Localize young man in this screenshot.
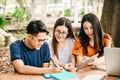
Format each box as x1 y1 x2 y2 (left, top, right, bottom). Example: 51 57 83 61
10 20 63 75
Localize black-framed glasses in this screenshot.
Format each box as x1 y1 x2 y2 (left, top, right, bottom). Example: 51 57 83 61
31 35 46 43
55 30 68 35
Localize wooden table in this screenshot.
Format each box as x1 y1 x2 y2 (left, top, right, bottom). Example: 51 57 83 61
76 66 118 80
0 67 118 80
0 73 45 80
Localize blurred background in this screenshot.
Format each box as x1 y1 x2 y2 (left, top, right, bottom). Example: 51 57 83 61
0 0 104 47
0 0 120 47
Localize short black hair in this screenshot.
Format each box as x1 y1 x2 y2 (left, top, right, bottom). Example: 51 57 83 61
26 20 49 35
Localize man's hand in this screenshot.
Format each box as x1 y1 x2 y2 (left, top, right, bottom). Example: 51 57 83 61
51 67 64 73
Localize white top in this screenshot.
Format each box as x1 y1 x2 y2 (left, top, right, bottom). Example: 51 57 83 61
47 38 75 64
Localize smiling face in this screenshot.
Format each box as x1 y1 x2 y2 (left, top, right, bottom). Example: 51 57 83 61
54 26 68 42
28 32 47 50
83 21 94 39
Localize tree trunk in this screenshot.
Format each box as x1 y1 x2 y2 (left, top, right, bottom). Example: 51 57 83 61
101 0 120 47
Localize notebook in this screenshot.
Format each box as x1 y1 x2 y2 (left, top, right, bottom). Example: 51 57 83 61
43 70 77 80
104 47 120 76
118 78 120 80
76 53 98 72
50 70 77 80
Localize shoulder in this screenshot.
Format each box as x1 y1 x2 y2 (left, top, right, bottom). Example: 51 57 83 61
10 40 22 47
10 40 23 54
103 33 112 47
103 33 112 40
73 37 82 47
66 38 75 48
103 37 110 41
42 42 49 46
46 39 52 45
103 33 112 42
75 37 81 43
66 38 75 43
40 42 50 55
41 42 50 50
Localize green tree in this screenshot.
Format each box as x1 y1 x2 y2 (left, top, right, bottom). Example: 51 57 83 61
0 16 6 30
12 7 25 22
64 9 71 16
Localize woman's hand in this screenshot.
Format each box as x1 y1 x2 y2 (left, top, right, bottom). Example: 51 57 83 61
88 58 98 66
64 63 74 71
83 56 97 66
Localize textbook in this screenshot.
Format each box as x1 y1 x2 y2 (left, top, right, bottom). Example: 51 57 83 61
43 70 78 80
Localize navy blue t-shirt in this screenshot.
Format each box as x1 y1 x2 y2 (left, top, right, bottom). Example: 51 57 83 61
10 40 50 67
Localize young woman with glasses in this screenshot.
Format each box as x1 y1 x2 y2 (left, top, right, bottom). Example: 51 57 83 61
47 17 75 71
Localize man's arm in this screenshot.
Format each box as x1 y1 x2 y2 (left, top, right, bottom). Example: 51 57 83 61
42 62 50 68
12 59 63 75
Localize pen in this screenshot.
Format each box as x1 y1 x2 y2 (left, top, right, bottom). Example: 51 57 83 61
53 61 65 71
53 61 60 67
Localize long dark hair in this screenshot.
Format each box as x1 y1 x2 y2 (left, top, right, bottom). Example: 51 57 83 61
78 13 112 57
52 17 75 58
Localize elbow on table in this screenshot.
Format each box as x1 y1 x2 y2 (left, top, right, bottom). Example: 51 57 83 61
16 68 26 74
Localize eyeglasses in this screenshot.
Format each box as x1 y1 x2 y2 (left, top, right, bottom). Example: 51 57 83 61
55 30 68 35
31 35 46 43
